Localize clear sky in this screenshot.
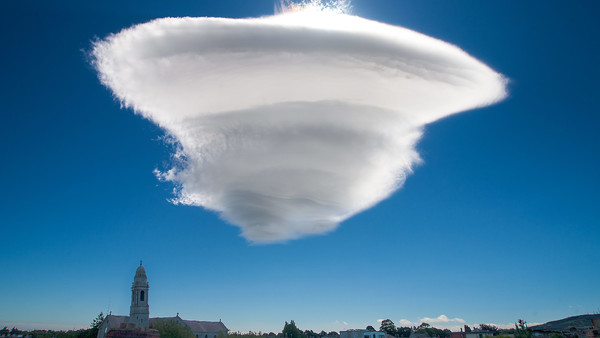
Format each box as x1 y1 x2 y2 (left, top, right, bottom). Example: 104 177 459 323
1 0 599 334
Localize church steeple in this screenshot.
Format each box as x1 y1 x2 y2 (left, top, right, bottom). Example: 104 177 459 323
129 262 150 329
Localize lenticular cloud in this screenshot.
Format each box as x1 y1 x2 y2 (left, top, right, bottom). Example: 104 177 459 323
92 2 506 243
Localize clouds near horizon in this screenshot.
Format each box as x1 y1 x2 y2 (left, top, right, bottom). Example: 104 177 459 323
92 4 506 242
394 316 519 331
420 315 466 324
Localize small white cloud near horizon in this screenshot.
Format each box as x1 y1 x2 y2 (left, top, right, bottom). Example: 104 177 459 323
92 0 506 243
398 319 414 326
330 320 352 331
392 315 466 330
420 315 466 324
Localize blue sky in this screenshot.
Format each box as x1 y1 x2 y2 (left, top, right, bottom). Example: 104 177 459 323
1 0 599 333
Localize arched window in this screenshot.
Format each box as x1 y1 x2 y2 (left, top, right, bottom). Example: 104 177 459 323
140 290 145 302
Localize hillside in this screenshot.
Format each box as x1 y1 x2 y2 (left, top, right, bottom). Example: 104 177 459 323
529 314 600 331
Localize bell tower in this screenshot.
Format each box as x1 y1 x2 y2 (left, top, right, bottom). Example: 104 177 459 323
129 261 150 329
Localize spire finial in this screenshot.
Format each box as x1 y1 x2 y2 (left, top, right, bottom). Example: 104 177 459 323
140 260 142 266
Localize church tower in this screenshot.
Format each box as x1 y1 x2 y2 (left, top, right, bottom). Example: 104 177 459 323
129 262 150 329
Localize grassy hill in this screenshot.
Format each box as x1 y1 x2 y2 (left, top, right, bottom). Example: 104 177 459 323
529 314 600 331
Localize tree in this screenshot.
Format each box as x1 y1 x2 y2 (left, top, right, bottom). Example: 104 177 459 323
417 323 430 330
464 325 472 333
397 327 411 338
366 326 376 332
227 332 264 338
283 320 306 338
0 327 9 336
319 331 327 337
305 330 319 338
153 319 195 338
479 324 498 333
515 320 532 338
380 319 397 335
414 324 450 338
415 323 431 334
92 313 105 328
88 312 105 338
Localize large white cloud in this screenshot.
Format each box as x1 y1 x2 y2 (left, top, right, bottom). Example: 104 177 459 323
92 2 506 243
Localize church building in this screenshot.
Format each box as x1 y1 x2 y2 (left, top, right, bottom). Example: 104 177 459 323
98 263 228 338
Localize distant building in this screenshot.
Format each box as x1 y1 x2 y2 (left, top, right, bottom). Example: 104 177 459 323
408 332 431 338
340 329 386 338
98 263 228 338
153 316 228 338
465 329 495 338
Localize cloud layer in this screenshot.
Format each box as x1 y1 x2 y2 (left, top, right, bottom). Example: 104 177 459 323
392 315 465 330
420 315 466 324
93 5 506 242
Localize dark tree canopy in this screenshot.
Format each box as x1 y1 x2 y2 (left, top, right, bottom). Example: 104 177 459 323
397 327 412 337
416 323 430 330
283 320 306 338
305 330 319 338
479 324 498 332
380 319 396 335
415 323 451 338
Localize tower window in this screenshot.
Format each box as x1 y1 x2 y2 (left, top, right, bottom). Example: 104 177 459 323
140 290 145 302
